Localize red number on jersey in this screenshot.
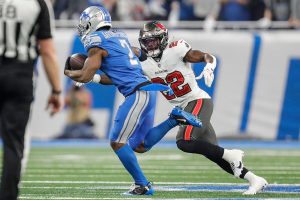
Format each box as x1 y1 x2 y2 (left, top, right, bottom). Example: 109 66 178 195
151 77 176 100
168 41 178 48
151 71 192 100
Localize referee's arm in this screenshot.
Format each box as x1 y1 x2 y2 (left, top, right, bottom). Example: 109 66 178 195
39 39 61 95
38 0 62 115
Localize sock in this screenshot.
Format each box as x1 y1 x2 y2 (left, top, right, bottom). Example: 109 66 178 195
176 140 234 175
243 171 256 183
143 118 178 150
222 149 235 162
115 144 148 185
240 167 250 179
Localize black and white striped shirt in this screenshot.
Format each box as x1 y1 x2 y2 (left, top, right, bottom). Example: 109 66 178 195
0 0 54 63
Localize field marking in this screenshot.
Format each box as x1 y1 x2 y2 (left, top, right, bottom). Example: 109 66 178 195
19 197 300 200
19 197 152 200
20 181 300 194
24 166 300 171
21 185 300 194
21 180 300 186
21 197 296 200
20 185 300 194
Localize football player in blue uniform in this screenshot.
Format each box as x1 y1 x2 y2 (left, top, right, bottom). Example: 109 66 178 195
64 6 201 195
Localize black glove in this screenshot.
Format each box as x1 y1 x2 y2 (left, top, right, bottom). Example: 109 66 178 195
138 49 148 62
64 56 71 71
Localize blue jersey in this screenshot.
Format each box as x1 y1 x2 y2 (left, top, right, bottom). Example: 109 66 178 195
82 29 149 96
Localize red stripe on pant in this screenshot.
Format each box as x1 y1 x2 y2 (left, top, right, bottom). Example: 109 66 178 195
184 99 203 140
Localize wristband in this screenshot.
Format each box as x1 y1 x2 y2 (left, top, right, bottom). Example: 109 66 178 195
52 89 61 95
92 74 101 83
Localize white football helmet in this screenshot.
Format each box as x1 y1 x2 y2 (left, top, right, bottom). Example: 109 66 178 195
77 6 112 39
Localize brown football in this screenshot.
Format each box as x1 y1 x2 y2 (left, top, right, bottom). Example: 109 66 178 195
69 53 87 70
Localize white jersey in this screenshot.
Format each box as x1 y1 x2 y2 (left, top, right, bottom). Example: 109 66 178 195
141 39 210 108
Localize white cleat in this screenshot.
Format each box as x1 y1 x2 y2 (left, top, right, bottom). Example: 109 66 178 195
227 149 245 178
243 176 268 195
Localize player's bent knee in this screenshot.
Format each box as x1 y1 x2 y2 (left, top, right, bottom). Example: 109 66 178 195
110 141 125 151
134 144 147 153
176 140 193 153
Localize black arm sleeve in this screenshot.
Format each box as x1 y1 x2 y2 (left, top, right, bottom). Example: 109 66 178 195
36 0 53 39
139 50 148 62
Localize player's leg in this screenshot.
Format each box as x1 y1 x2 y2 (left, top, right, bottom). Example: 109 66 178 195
109 90 154 195
0 75 33 200
131 107 202 153
177 98 267 194
141 105 204 152
137 111 178 152
127 91 176 151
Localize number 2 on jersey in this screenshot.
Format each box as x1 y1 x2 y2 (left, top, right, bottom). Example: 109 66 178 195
152 71 192 100
119 39 138 66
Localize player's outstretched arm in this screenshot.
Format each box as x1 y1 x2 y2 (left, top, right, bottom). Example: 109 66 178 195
183 49 214 64
64 47 106 83
184 50 217 87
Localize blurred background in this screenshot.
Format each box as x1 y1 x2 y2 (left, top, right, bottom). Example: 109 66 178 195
30 0 300 141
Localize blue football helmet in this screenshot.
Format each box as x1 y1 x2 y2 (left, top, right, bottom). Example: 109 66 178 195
77 6 112 39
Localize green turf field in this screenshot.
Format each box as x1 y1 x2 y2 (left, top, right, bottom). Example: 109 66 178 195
16 145 300 199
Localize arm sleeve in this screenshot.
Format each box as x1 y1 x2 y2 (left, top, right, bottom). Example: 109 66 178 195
138 49 148 61
36 0 54 39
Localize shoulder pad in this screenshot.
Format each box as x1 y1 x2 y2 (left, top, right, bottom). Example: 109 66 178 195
83 33 103 51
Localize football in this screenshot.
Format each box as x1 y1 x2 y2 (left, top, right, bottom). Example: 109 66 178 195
69 53 87 70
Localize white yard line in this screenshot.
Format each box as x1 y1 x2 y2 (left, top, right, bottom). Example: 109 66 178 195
21 180 300 186
18 197 300 200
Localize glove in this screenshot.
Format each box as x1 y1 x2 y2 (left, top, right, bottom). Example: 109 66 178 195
64 56 71 71
202 64 214 87
195 55 216 87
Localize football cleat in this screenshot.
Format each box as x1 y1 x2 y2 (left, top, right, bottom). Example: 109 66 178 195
170 106 202 127
225 149 245 178
123 182 154 195
243 176 268 195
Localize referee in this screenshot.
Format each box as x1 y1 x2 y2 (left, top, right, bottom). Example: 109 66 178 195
0 0 62 199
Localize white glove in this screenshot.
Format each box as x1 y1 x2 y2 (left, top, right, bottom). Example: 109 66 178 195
195 55 216 87
199 64 214 87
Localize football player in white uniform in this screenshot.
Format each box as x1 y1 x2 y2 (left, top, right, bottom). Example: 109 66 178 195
86 20 267 195
132 21 268 195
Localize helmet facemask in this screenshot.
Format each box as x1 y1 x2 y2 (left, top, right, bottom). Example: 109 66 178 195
139 21 168 59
